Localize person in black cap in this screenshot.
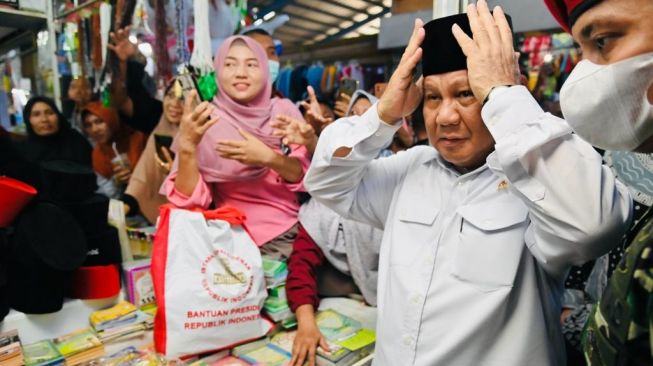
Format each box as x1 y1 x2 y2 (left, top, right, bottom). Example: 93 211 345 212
303 1 631 364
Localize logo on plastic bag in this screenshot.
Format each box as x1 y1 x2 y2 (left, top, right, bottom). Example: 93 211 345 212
201 248 254 303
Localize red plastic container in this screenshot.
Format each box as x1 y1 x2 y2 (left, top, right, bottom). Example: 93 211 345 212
0 176 37 228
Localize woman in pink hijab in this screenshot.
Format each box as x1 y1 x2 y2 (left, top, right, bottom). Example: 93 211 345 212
163 36 311 259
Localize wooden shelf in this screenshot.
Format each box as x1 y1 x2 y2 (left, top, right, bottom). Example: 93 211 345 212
0 7 47 30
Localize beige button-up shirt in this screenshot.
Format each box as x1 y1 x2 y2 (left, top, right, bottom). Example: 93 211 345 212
304 86 632 366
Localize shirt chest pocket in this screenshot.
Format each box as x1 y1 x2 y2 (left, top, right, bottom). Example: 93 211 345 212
453 201 529 292
391 200 440 267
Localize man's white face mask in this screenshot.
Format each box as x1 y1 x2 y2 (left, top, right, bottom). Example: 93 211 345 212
560 52 653 151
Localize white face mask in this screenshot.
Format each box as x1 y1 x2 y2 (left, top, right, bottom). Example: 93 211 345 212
560 52 653 151
268 60 280 84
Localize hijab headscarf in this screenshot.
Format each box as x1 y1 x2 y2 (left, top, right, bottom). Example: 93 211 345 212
346 90 377 117
187 35 302 183
126 81 180 223
17 96 92 166
84 101 147 178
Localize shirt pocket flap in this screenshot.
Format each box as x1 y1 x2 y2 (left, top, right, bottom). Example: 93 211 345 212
458 202 529 231
397 204 439 225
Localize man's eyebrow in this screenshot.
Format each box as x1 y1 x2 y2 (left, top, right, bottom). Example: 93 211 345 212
580 23 594 40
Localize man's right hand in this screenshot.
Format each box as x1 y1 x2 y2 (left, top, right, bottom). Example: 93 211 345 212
107 26 138 62
178 91 218 152
377 18 425 124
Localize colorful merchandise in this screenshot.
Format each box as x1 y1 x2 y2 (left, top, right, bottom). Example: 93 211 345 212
23 340 64 366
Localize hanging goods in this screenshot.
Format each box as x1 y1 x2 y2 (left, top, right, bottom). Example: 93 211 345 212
99 2 113 71
189 0 217 101
151 205 272 358
174 0 189 65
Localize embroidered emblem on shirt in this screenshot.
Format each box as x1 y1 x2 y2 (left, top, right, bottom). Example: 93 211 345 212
497 180 509 191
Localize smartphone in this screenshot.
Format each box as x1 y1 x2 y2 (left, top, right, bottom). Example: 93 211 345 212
339 78 359 97
154 134 175 161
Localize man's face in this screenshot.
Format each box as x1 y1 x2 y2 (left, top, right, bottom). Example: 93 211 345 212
423 70 494 171
247 32 279 62
68 78 91 105
571 0 653 149
83 113 110 144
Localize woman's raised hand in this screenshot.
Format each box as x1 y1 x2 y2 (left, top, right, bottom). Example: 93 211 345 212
301 86 333 128
177 90 218 152
271 115 317 147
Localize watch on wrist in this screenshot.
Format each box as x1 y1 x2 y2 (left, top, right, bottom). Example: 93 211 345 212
482 85 513 106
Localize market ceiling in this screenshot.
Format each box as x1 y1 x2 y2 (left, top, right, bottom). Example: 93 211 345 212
250 0 391 52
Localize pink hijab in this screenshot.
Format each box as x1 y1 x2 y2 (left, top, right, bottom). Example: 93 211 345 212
192 35 300 183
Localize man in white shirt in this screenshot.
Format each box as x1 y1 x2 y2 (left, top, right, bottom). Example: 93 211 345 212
304 3 632 365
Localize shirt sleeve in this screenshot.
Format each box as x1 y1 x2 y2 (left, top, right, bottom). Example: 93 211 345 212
304 103 426 229
162 171 213 209
286 224 325 312
483 85 633 280
283 144 311 192
122 60 163 135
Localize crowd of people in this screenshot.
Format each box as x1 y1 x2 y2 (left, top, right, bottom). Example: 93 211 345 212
1 0 652 364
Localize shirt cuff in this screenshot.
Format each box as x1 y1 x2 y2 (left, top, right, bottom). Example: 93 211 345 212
481 85 544 143
331 103 401 161
163 173 212 209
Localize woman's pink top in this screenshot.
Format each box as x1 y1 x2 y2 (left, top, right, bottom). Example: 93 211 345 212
164 146 311 246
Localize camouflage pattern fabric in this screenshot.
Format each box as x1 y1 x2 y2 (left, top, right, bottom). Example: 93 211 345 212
584 208 653 365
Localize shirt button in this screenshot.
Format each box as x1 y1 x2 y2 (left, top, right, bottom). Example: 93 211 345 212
423 255 434 267
403 335 412 346
374 132 381 137
411 295 421 304
457 181 464 186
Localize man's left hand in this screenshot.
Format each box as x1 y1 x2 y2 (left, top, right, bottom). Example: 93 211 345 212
452 0 518 103
216 129 277 166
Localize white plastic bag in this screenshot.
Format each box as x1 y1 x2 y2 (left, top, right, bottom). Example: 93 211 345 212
152 205 271 358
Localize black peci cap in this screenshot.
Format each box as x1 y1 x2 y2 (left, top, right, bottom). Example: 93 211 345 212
421 13 513 77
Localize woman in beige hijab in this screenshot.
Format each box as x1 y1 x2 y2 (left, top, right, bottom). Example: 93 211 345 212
125 80 182 223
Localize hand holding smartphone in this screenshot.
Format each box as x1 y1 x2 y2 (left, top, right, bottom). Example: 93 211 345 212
154 134 175 161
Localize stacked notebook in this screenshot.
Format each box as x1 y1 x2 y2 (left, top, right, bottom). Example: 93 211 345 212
52 328 105 366
0 330 24 366
23 340 64 366
123 259 155 308
263 285 293 324
268 310 376 366
231 338 291 366
89 300 153 343
262 257 288 289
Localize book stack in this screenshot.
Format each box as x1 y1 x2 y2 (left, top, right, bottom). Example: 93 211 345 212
123 259 155 308
266 310 376 366
262 257 287 289
0 330 23 366
188 354 249 366
52 328 105 366
23 340 64 366
89 301 153 343
231 337 291 366
263 285 293 324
